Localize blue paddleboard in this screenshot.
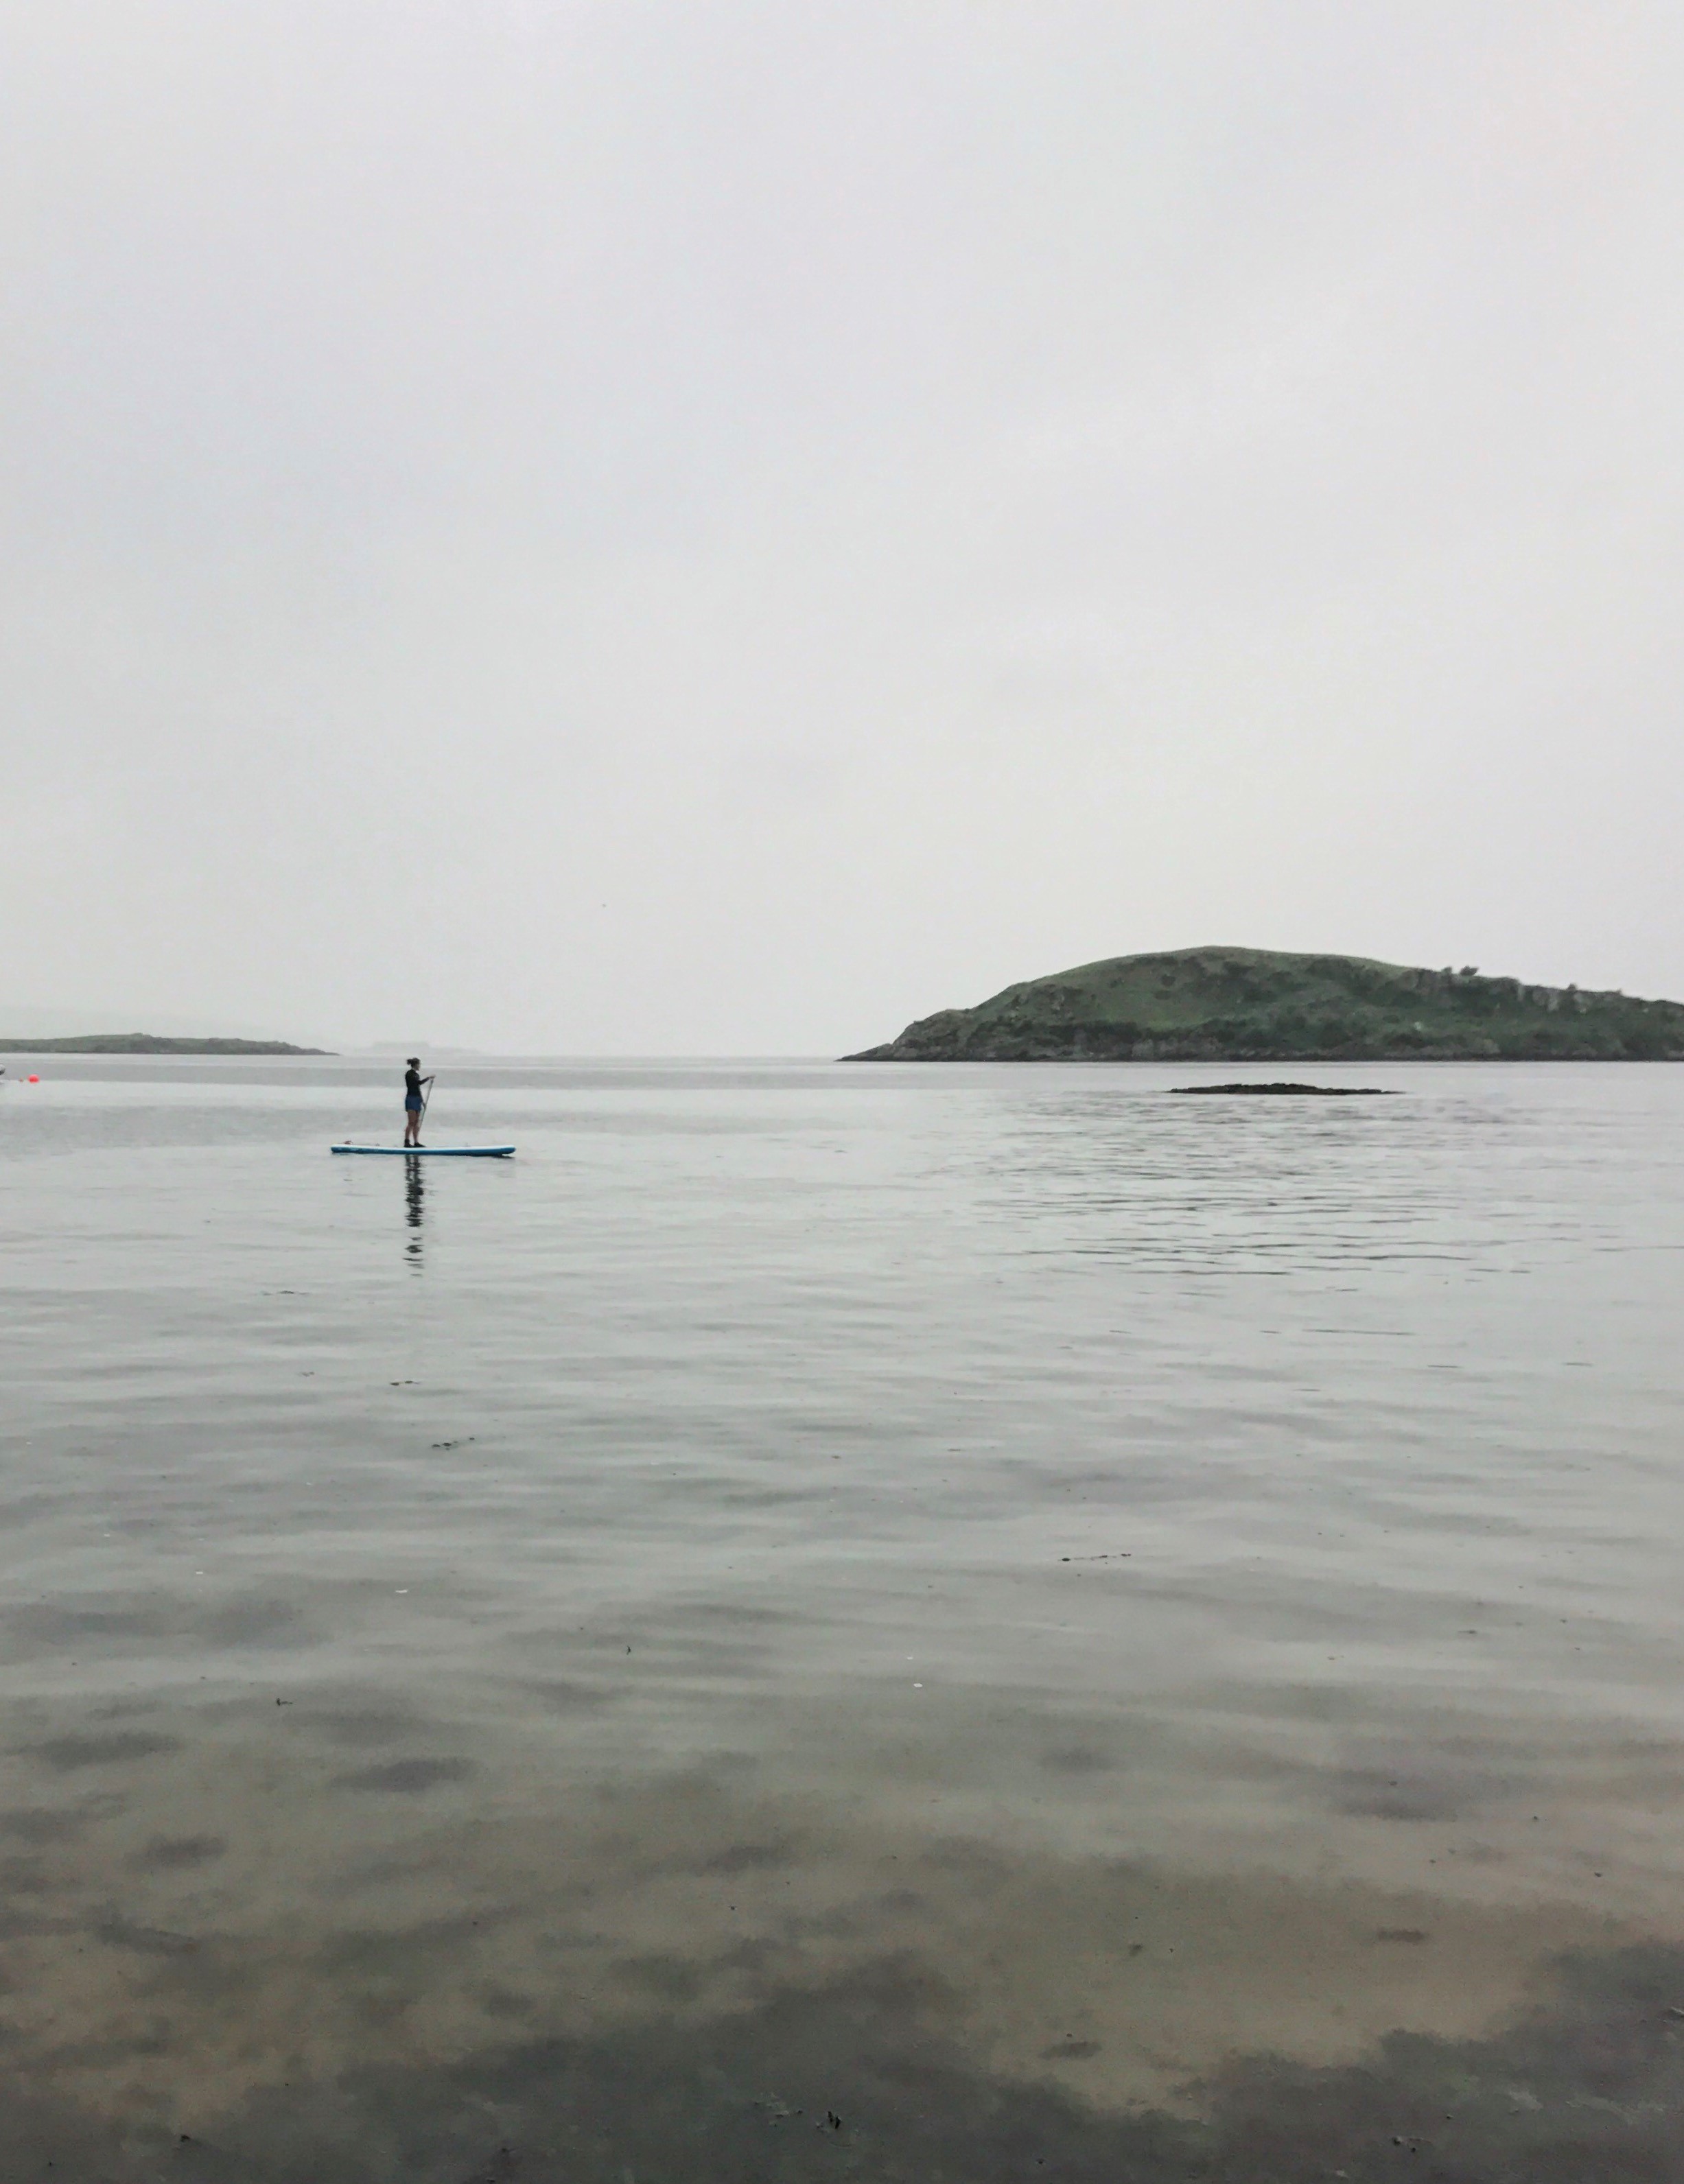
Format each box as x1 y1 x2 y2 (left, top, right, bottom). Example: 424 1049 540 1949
331 1144 515 1158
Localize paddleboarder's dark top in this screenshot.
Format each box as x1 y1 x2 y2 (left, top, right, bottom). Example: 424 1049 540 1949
405 1064 423 1107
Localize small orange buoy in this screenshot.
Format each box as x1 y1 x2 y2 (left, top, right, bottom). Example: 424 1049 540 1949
27 1075 38 1083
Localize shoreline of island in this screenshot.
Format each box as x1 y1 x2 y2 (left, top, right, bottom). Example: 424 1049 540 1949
0 1035 331 1055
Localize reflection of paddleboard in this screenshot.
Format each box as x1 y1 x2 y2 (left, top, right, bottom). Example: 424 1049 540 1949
331 1144 515 1158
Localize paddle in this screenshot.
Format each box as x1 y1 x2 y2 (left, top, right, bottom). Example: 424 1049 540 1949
418 1072 435 1142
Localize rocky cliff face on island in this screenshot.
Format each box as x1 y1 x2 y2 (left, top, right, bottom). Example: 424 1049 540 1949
845 948 1684 1062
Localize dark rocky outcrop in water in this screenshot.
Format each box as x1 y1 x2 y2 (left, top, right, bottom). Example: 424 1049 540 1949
846 948 1684 1062
1173 1081 1392 1096
0 1035 329 1055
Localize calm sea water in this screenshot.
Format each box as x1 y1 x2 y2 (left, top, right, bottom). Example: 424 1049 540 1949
3 1056 1684 2181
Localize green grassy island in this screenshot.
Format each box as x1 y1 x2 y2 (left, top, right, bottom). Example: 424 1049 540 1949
0 1035 330 1055
845 948 1684 1062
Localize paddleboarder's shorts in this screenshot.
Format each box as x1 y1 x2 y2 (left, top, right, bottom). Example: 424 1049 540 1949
405 1095 423 1112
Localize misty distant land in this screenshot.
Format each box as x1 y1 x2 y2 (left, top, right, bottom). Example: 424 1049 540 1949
845 947 1684 1062
0 1035 330 1055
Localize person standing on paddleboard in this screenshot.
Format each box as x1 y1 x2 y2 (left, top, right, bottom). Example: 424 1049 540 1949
403 1057 432 1148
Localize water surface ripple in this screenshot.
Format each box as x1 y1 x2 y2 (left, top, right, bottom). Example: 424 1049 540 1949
3 1057 1683 2180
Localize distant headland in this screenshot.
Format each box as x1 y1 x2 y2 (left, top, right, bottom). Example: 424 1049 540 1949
845 948 1684 1062
0 1035 331 1055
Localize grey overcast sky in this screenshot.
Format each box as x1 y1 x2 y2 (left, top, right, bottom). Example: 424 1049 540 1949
3 1 1681 1052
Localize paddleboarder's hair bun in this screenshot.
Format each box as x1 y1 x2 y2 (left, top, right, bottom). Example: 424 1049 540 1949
407 1056 420 1065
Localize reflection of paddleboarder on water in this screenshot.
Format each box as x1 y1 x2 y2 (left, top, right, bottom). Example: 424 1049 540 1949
404 1153 425 1266
403 1057 433 1148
